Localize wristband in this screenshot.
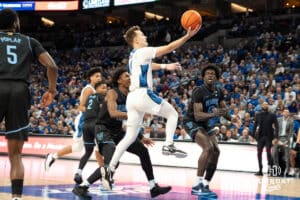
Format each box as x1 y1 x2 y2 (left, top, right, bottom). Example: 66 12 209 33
161 64 166 69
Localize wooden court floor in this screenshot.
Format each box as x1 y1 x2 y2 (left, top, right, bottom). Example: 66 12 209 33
0 156 300 200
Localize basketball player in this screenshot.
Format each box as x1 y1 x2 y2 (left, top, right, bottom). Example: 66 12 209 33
102 25 200 187
72 68 171 199
0 9 58 200
184 65 230 198
44 68 103 184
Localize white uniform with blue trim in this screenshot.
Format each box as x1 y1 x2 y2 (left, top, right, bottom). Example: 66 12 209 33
127 47 163 123
72 84 96 151
109 46 179 168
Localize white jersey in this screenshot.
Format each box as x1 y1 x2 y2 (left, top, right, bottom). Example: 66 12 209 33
79 84 96 103
73 83 96 139
128 47 157 91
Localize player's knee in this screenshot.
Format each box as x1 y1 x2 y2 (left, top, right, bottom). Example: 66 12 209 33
84 145 94 155
72 141 83 152
214 147 220 157
203 145 214 154
164 110 178 124
138 146 149 156
170 109 178 119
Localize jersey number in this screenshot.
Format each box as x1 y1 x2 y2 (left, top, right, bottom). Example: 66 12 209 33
87 98 93 110
6 45 18 64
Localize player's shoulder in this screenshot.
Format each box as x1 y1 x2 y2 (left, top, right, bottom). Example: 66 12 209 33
193 85 205 92
136 46 156 54
83 84 94 90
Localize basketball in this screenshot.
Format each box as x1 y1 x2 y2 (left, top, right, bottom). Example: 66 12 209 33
181 10 202 31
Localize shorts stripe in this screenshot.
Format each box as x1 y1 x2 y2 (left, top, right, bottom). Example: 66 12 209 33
84 142 95 145
0 124 30 134
147 89 162 105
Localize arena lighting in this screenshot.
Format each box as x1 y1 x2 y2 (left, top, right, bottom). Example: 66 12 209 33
231 2 253 13
41 17 55 27
284 0 300 8
144 11 164 20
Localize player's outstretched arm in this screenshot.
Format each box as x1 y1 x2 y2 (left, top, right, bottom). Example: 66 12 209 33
152 62 182 71
155 25 201 58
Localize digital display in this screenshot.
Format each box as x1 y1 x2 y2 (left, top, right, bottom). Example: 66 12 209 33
114 0 158 6
35 0 79 11
82 0 110 9
0 1 79 11
0 2 35 11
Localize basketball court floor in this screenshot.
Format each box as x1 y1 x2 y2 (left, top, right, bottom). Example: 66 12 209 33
0 156 300 200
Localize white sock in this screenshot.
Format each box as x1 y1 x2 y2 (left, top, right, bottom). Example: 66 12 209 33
80 180 90 187
193 176 203 186
149 179 156 189
76 169 82 175
203 179 210 186
53 153 58 159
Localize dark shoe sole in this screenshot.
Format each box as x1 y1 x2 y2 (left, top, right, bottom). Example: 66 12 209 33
151 186 172 198
191 191 218 199
162 151 187 158
72 188 92 200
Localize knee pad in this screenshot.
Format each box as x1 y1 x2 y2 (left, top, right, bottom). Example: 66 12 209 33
72 139 84 152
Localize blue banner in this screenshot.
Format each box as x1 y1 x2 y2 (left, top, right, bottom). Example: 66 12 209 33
0 2 35 11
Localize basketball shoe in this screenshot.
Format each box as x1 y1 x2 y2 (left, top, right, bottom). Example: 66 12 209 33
101 166 114 190
162 143 187 157
191 183 218 198
72 185 91 200
44 153 55 171
150 184 172 198
74 173 83 184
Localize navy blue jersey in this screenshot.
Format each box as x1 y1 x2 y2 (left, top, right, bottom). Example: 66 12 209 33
97 87 127 135
0 32 45 83
84 93 105 121
187 85 224 129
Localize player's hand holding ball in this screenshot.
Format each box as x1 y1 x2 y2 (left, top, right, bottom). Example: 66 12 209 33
181 10 202 37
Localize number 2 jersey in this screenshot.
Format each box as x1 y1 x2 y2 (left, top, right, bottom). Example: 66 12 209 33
0 31 46 83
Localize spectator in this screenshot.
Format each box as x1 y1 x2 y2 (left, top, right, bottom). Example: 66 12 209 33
238 128 252 143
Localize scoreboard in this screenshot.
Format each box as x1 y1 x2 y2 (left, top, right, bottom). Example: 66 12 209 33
0 1 79 11
0 0 159 11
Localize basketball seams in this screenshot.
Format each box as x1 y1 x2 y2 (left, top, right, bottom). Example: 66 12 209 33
181 10 201 30
185 13 195 29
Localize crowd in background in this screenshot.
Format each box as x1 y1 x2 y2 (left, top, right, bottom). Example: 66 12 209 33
0 11 299 145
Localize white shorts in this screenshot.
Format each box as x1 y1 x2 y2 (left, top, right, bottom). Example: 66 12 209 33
126 88 163 126
73 112 85 140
